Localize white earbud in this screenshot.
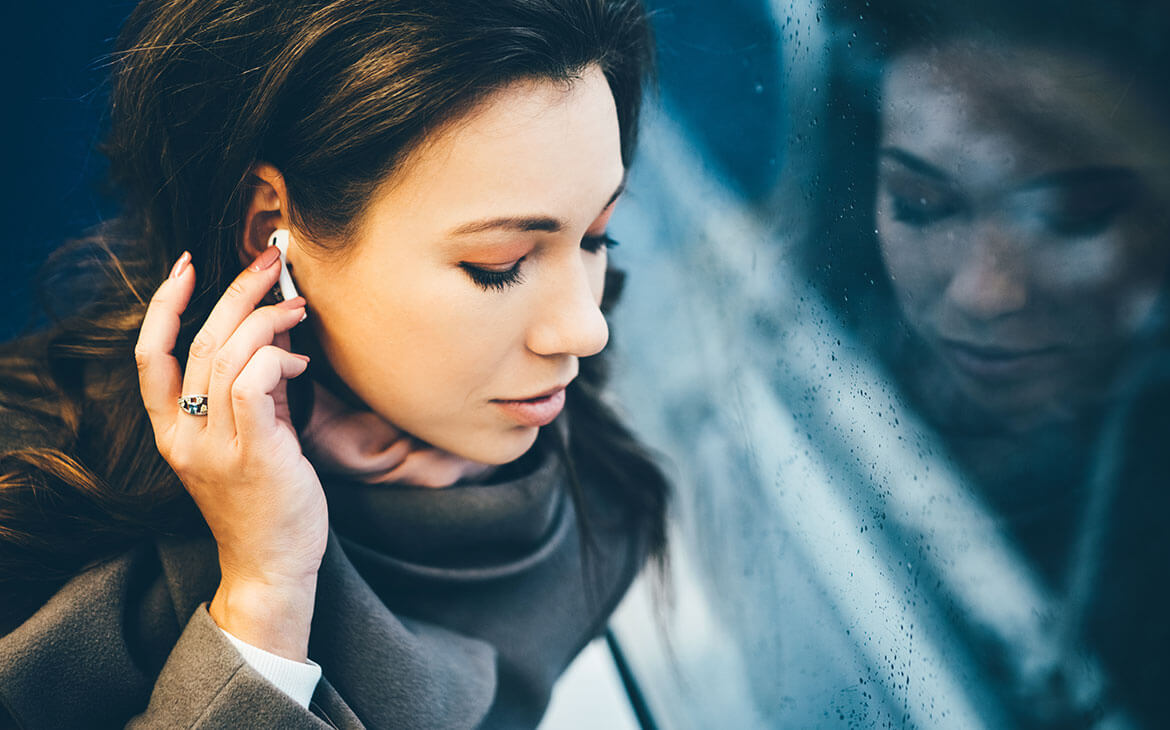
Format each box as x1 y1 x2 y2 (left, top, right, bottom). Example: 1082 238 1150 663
268 229 306 322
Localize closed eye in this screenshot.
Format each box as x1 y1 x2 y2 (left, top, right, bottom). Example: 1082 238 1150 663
1013 169 1142 237
888 192 964 226
879 149 965 227
461 259 525 291
462 233 617 291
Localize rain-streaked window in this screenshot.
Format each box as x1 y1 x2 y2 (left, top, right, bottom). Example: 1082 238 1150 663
608 1 1170 728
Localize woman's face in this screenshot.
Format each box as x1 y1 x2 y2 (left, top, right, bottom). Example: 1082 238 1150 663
288 66 623 464
876 41 1170 426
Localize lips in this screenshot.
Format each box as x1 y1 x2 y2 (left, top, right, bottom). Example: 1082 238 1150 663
509 383 571 402
492 386 568 428
938 338 1069 380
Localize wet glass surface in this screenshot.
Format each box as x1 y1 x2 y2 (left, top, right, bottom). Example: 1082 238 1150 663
608 1 1170 727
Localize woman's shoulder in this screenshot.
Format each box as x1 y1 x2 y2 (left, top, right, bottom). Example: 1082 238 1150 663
0 534 309 730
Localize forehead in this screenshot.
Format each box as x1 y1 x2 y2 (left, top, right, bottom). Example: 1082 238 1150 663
366 66 624 224
879 40 1170 179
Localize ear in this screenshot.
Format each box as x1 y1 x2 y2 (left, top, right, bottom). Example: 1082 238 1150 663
240 163 291 267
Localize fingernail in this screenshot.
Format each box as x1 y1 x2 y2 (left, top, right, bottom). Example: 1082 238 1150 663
292 353 310 362
249 246 282 271
169 251 191 279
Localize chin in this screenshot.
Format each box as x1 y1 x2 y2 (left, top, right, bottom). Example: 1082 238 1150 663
444 425 541 466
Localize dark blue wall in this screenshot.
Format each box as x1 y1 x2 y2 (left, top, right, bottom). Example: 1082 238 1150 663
0 3 135 341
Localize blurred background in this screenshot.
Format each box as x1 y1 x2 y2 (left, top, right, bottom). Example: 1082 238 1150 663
7 1 1170 727
0 3 134 340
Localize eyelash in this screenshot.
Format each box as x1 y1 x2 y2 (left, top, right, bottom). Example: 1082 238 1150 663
461 234 620 292
461 264 525 292
581 233 620 253
889 194 964 226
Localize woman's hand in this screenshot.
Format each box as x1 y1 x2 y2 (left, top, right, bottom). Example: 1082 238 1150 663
134 247 327 662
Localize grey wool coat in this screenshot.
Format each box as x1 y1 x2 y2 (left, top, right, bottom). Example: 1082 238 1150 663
0 370 645 729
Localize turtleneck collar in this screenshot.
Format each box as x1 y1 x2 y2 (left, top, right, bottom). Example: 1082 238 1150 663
321 434 567 572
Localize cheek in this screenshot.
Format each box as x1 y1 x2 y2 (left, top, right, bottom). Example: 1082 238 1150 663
876 220 948 311
316 264 516 404
376 273 522 380
585 251 607 305
1033 238 1128 295
1034 222 1170 298
1033 230 1170 336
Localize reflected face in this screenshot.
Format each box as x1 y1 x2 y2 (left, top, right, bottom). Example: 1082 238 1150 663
290 66 623 464
876 41 1170 425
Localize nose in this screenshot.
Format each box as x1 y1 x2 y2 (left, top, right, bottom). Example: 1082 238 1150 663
944 222 1029 320
526 256 609 358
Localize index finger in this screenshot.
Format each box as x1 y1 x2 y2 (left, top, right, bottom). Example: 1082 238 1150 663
180 246 286 400
135 251 196 436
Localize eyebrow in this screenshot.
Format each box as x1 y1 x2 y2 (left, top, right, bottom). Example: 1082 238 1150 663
1017 165 1140 191
447 175 627 237
879 147 950 181
882 149 1143 194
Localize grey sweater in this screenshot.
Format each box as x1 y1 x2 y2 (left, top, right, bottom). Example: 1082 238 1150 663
0 409 643 728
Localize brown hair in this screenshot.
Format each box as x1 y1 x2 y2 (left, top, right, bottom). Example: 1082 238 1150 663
0 0 667 610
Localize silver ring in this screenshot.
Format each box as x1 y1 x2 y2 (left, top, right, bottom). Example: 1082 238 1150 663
178 395 209 416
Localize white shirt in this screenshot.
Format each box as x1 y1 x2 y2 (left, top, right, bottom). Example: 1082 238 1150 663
220 628 322 709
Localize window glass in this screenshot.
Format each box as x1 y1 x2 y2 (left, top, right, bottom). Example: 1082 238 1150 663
609 1 1170 727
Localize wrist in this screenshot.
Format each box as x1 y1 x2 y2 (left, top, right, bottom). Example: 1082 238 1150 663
209 575 318 662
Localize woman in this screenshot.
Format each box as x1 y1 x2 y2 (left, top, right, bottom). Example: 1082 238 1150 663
0 0 668 727
804 0 1170 724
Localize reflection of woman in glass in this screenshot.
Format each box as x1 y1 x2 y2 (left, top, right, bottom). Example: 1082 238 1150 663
813 1 1170 724
876 38 1170 438
0 1 667 726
